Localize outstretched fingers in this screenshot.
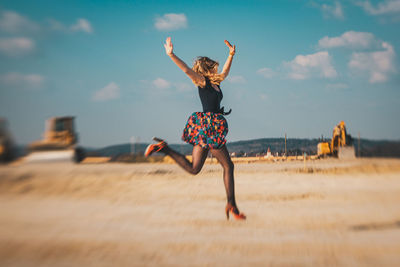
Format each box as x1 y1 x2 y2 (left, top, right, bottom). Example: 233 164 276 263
224 40 235 55
224 40 232 48
164 37 173 55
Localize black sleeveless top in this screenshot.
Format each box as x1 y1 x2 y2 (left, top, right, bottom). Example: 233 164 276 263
198 77 223 113
197 77 231 115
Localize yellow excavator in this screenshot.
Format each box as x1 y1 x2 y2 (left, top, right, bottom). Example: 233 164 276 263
318 121 355 159
25 116 85 163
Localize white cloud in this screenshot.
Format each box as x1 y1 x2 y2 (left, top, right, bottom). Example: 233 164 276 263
321 1 344 19
356 0 400 15
154 13 187 31
0 37 35 57
257 67 276 78
0 72 44 89
285 51 337 80
143 79 192 93
70 18 93 33
318 31 396 83
227 75 246 83
175 82 191 92
349 42 396 83
47 18 67 31
152 78 171 89
92 82 120 101
0 9 93 36
318 31 376 49
0 10 40 33
46 18 93 34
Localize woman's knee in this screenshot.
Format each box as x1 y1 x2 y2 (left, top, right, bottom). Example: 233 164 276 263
224 160 234 172
189 165 202 175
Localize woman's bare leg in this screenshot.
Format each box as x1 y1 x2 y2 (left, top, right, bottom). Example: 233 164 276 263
209 145 239 210
162 145 208 175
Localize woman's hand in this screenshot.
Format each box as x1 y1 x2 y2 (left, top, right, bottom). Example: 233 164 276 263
164 37 205 86
220 40 235 79
224 40 236 55
164 37 174 56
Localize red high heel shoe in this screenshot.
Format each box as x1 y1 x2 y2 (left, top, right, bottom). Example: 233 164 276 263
144 137 167 157
225 204 246 220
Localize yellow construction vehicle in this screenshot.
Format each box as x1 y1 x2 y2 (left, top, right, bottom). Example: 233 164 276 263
318 121 355 159
0 118 15 163
25 116 85 163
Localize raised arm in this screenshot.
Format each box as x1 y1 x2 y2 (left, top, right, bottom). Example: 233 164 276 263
220 40 236 79
164 37 205 86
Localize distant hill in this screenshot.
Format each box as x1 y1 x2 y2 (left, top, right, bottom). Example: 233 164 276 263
356 139 400 158
87 138 400 158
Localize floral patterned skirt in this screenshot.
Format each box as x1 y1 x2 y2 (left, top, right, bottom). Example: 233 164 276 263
182 112 228 149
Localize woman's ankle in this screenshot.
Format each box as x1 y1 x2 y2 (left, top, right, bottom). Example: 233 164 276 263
227 202 238 211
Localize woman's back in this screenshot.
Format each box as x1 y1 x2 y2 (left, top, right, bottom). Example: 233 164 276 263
198 77 223 113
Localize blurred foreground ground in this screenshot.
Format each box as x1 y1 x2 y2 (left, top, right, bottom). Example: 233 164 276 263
0 159 400 266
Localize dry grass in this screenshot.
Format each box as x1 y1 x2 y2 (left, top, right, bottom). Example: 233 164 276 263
0 158 399 266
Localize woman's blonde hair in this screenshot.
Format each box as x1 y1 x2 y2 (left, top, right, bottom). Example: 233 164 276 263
192 56 224 85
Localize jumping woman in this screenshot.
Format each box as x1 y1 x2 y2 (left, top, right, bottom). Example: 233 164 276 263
145 37 246 220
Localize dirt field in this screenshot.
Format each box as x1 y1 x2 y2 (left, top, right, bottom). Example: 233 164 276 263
0 158 400 266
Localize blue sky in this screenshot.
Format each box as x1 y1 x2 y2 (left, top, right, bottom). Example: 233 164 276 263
0 0 399 147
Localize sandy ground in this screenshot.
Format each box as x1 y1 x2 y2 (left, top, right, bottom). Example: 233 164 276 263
0 158 400 267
